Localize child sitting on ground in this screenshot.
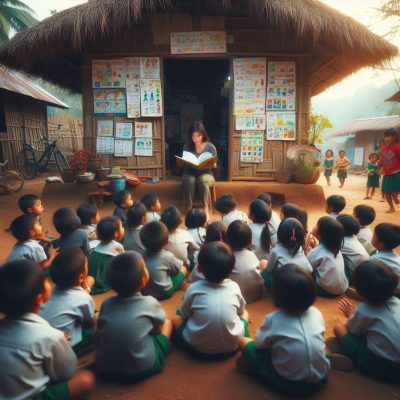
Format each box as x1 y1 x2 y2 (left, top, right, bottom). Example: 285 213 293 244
161 206 198 266
52 207 90 255
173 242 249 359
7 214 56 270
237 264 329 395
371 223 400 296
96 251 172 381
0 259 95 400
335 149 351 188
353 204 376 254
227 220 265 303
140 191 161 222
257 192 280 233
249 199 275 250
185 207 207 248
39 248 96 353
76 203 100 241
280 203 302 221
113 189 134 227
215 193 250 227
328 260 400 382
365 152 380 199
123 201 147 254
326 194 346 219
140 221 187 300
308 217 348 297
88 216 125 294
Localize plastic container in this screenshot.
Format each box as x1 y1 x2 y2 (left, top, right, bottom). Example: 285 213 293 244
112 177 126 193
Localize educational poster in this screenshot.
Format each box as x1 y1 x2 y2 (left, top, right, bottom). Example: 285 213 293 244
124 57 141 80
135 138 153 156
240 131 264 163
266 112 296 141
97 120 113 136
267 62 296 86
93 89 127 115
96 136 114 154
140 57 160 79
266 62 296 111
170 31 227 54
92 59 125 88
114 139 133 157
125 79 141 118
233 58 266 115
235 114 266 130
115 122 133 139
134 122 152 138
140 79 162 117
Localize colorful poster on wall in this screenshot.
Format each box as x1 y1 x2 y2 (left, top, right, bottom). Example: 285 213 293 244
170 31 227 54
236 115 266 130
268 62 296 86
240 131 264 163
266 112 296 141
140 57 160 79
97 120 113 136
124 57 141 80
96 136 114 154
233 58 266 115
125 79 141 118
93 89 127 115
140 79 162 117
135 138 153 156
134 122 152 138
115 122 133 139
266 62 296 111
92 59 125 88
114 139 133 157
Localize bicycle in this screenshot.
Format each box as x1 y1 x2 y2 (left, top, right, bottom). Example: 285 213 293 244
17 124 70 180
0 160 24 193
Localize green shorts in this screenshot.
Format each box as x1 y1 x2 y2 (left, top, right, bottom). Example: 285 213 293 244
340 332 400 383
72 326 95 354
337 170 347 179
344 265 353 285
367 174 380 188
33 381 70 400
159 271 185 300
316 284 339 298
242 341 327 395
261 269 274 290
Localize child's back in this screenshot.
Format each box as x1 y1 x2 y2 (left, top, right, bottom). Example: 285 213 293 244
267 243 312 273
164 227 198 265
223 209 250 227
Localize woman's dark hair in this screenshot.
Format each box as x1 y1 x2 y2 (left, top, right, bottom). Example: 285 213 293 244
353 204 376 227
185 208 207 229
204 221 227 244
140 221 169 252
281 203 301 220
97 216 120 243
10 214 37 242
257 192 272 206
214 193 236 215
277 218 305 257
114 190 131 207
272 264 316 313
76 203 98 225
53 207 81 236
317 216 343 257
337 214 360 236
374 223 400 250
160 206 181 232
140 192 159 211
127 202 147 228
187 121 210 149
227 220 252 250
249 199 271 224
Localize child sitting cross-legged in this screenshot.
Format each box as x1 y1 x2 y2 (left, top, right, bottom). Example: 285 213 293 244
325 195 346 219
215 193 251 228
76 203 100 242
96 251 172 381
257 192 280 235
123 201 147 254
39 248 96 354
237 264 329 395
113 189 134 228
173 242 249 359
185 207 207 248
140 191 162 222
0 259 95 400
353 205 376 255
140 221 187 300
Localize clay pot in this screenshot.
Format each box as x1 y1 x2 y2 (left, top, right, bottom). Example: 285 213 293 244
61 168 75 183
87 158 102 172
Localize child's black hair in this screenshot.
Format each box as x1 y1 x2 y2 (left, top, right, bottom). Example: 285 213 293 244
249 199 271 224
76 203 98 226
204 221 227 244
97 216 120 243
107 251 145 296
50 248 86 289
374 223 400 250
337 214 360 236
140 221 169 252
297 209 309 234
326 195 346 213
198 241 235 283
140 192 159 211
272 263 316 313
185 208 207 229
338 149 346 155
53 207 81 236
353 204 376 227
277 217 305 257
281 203 301 220
257 192 272 206
227 220 252 251
354 260 398 303
9 214 37 242
317 216 343 257
325 149 333 157
0 259 46 316
383 127 398 138
160 206 181 232
114 190 131 207
127 202 147 228
214 193 236 215
260 225 272 254
18 194 40 214
368 152 378 161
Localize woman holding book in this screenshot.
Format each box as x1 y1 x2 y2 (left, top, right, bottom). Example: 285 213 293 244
176 121 217 216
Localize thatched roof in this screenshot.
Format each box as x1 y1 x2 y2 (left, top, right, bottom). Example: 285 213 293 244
0 0 397 94
387 90 400 102
331 116 400 137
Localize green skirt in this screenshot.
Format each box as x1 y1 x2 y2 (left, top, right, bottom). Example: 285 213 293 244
88 251 113 294
337 170 347 179
324 169 332 177
382 171 400 193
261 269 274 290
367 174 380 188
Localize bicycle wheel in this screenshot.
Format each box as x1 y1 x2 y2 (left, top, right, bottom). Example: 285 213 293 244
17 147 38 179
54 149 69 174
4 170 24 192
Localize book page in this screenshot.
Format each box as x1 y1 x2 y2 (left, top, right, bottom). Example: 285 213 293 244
197 152 213 164
182 151 198 164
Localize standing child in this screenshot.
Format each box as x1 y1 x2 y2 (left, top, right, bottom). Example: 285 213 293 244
335 149 351 188
140 191 162 222
325 195 346 219
365 153 380 199
96 252 172 381
113 189 134 227
238 264 329 395
123 202 147 254
323 149 334 186
76 203 100 241
215 193 251 228
257 192 280 234
353 205 376 254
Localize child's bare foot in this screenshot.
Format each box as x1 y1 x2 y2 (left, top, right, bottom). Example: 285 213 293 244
386 208 395 213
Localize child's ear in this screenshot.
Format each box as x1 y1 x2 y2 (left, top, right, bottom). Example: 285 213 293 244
27 207 33 214
78 272 86 285
138 269 149 290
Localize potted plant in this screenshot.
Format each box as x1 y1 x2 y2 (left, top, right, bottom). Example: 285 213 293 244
70 150 91 177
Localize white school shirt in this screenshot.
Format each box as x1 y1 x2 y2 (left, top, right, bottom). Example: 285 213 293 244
270 210 280 233
229 249 265 303
254 307 330 382
328 212 339 219
356 226 375 255
94 240 124 256
181 279 246 354
189 264 205 282
341 235 369 273
123 226 145 254
266 243 313 273
6 239 47 264
307 244 348 295
347 297 400 363
0 313 77 400
249 223 272 260
371 250 400 294
188 227 206 248
146 211 160 222
222 209 251 227
39 286 95 346
164 228 199 265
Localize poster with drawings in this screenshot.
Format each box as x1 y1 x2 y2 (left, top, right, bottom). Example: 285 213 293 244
266 112 296 141
134 122 152 138
92 59 125 88
125 79 141 118
93 89 127 115
135 138 153 156
114 139 133 157
170 31 227 54
266 62 296 111
267 62 296 86
124 57 141 80
97 120 113 136
96 136 114 154
235 115 266 130
240 131 264 163
140 57 160 79
115 122 133 139
140 79 162 117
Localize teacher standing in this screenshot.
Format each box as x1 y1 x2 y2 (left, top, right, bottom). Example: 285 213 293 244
176 122 218 215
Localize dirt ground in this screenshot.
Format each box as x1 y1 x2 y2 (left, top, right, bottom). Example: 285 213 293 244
0 173 399 399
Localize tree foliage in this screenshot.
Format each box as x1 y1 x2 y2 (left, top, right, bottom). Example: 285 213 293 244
307 113 333 146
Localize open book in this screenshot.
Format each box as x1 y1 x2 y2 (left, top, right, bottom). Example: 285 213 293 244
175 151 216 171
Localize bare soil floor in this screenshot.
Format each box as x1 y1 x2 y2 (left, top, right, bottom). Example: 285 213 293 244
0 173 399 399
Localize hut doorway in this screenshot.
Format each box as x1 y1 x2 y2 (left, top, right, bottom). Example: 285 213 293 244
163 59 230 180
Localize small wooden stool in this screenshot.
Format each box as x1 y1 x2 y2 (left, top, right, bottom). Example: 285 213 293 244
88 190 112 208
